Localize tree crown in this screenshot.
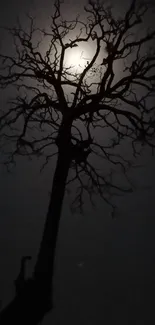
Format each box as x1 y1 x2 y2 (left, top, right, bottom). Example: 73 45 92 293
0 0 155 214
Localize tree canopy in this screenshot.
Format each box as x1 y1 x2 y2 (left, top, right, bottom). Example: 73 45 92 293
0 0 155 214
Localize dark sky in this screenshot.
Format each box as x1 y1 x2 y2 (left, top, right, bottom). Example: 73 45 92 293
0 1 155 324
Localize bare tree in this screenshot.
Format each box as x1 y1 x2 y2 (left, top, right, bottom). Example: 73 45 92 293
0 0 155 323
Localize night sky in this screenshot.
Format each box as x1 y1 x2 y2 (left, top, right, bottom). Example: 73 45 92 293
0 0 155 324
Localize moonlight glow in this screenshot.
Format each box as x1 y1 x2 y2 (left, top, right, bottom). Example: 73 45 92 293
64 45 90 72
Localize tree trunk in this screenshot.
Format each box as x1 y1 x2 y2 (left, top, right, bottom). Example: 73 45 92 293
0 120 72 324
33 128 72 302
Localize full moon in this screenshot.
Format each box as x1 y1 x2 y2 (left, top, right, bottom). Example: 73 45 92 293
64 45 89 72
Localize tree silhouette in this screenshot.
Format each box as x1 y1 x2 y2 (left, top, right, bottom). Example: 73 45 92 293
0 0 155 323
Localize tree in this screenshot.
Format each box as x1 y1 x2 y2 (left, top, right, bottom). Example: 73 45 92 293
0 0 155 323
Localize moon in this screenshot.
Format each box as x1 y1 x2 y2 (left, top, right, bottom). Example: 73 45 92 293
64 45 89 72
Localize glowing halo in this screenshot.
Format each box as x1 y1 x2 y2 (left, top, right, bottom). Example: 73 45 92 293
64 45 90 72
